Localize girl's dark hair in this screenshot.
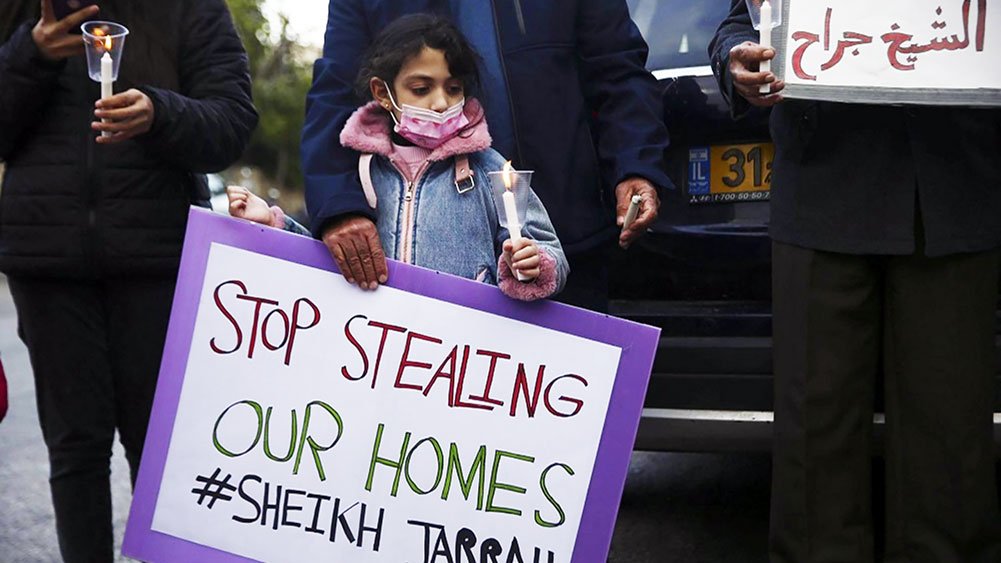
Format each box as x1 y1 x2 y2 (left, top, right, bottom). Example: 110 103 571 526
355 14 481 102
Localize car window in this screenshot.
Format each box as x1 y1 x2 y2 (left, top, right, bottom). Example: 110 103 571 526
627 0 731 71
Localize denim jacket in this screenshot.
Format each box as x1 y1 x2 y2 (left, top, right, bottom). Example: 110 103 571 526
327 99 568 301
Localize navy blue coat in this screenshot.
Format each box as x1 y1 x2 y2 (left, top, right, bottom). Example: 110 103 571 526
301 0 672 253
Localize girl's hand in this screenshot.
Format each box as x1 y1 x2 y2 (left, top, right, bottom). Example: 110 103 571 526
32 0 98 61
503 238 541 281
93 89 156 144
227 186 274 225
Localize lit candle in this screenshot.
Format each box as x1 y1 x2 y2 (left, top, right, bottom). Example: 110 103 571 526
501 162 529 281
100 39 113 138
759 0 773 94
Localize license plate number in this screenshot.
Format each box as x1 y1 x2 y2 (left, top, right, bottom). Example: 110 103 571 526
687 143 774 204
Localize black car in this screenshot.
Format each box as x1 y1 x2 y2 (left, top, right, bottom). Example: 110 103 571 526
615 0 1001 453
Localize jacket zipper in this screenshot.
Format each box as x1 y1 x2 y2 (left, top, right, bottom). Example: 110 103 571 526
489 0 526 165
387 157 433 264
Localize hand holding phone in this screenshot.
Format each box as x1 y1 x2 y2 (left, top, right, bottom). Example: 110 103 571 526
32 0 99 61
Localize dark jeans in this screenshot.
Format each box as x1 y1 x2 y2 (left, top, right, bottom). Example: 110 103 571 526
10 276 176 563
555 242 612 313
769 241 1001 563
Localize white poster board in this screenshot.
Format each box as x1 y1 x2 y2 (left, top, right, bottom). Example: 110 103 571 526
124 210 661 563
776 0 1000 105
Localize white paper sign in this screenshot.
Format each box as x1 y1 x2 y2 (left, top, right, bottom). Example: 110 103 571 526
777 0 1000 105
149 243 623 562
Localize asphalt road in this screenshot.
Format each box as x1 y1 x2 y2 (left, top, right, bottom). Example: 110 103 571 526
0 276 771 562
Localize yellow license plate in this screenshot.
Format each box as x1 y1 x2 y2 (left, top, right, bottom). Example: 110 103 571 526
687 143 774 204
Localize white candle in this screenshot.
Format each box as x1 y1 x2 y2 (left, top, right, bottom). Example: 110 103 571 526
101 52 113 138
502 189 530 281
759 0 773 94
623 194 642 230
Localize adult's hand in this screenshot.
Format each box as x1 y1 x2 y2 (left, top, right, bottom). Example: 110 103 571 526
728 41 785 107
93 89 155 144
32 0 98 61
616 177 660 249
322 215 388 290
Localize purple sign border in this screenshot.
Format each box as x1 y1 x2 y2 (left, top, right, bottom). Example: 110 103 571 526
123 208 660 563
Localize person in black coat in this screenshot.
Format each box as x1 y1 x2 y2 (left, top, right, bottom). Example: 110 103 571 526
710 1 1001 562
0 1 257 561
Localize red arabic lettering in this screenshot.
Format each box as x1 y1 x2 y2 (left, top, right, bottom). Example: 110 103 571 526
791 31 820 81
821 32 874 71
880 0 985 70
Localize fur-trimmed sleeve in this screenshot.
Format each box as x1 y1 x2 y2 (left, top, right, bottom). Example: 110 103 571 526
497 248 560 302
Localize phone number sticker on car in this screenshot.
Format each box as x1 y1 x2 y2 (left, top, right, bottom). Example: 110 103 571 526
688 143 774 204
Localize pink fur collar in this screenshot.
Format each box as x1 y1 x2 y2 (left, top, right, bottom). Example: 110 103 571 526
339 98 492 162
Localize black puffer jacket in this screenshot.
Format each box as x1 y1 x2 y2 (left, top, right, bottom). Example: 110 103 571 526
0 0 257 278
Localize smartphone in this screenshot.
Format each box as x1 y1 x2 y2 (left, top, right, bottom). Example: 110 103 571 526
52 0 99 22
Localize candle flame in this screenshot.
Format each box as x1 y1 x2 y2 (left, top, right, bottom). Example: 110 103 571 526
104 36 113 51
502 161 514 190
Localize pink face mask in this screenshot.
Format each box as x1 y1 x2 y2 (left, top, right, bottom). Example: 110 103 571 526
385 85 469 149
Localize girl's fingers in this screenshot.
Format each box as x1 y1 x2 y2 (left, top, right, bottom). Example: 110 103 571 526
513 254 541 271
365 229 389 284
512 245 538 263
342 241 371 289
352 239 379 290
330 243 357 285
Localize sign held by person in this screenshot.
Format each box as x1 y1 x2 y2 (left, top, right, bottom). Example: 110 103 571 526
771 0 999 105
122 209 659 563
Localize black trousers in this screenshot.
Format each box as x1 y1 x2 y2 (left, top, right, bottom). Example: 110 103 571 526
769 241 1001 563
9 276 176 563
555 242 612 313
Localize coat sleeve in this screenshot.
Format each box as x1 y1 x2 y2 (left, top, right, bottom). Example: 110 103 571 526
575 0 674 197
708 0 759 119
136 0 258 173
300 0 375 239
0 23 65 160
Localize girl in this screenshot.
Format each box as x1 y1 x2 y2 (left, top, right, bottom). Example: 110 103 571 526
231 14 567 301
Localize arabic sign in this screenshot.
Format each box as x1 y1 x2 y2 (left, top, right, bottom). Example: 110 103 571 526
122 209 660 563
775 0 1000 106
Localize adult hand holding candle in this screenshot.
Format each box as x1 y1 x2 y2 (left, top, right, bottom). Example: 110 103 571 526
622 194 642 231
741 0 782 95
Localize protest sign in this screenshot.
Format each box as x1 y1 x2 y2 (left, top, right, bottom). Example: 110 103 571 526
774 0 1000 105
122 208 660 563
